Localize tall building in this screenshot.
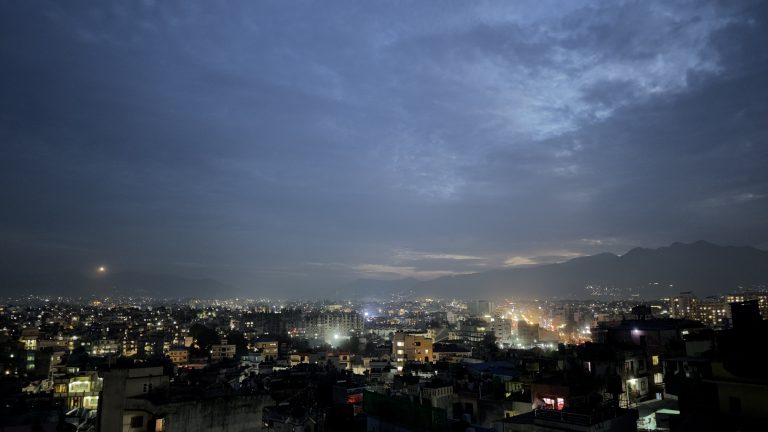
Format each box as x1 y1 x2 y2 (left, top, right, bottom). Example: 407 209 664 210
516 320 539 347
489 317 513 343
303 311 363 344
671 292 697 318
696 297 727 327
392 332 433 372
468 300 495 317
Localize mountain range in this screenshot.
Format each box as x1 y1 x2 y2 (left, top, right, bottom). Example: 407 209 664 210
346 241 768 300
1 241 767 300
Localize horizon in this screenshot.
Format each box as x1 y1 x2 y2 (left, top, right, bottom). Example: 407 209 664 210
3 240 767 300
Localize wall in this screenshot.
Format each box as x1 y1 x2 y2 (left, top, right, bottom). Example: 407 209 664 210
164 394 274 432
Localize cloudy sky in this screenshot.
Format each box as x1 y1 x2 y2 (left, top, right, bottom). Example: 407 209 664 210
1 0 767 295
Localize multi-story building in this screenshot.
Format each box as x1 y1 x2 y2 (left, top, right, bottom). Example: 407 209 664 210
726 292 768 320
392 332 433 372
303 311 363 344
210 339 236 362
167 346 189 365
52 370 103 410
696 297 728 327
489 318 513 343
671 292 697 319
516 321 539 347
254 337 279 360
468 300 495 317
99 367 170 432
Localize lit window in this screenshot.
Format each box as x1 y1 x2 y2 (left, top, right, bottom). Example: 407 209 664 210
69 381 91 393
396 341 404 347
652 356 659 366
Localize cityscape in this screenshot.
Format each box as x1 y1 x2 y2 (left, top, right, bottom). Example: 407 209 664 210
1 283 768 431
2 0 768 431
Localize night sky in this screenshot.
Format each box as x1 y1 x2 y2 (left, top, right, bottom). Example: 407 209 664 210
1 1 767 295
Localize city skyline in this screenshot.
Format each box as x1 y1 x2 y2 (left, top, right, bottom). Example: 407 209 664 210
2 1 768 296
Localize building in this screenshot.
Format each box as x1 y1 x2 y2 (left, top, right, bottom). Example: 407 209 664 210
253 337 278 360
670 292 697 319
432 342 471 363
493 406 639 432
392 332 433 372
728 300 762 330
52 370 103 410
303 311 363 345
591 318 705 400
468 300 495 317
167 347 189 365
210 339 236 362
99 366 273 432
516 321 540 347
696 297 728 327
98 367 170 432
726 292 768 319
489 318 513 343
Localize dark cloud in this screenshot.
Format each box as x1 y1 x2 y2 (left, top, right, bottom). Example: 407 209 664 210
1 0 766 295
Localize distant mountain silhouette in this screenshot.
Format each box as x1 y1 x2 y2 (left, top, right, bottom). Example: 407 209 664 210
409 241 768 299
2 242 766 300
0 271 232 299
337 277 421 300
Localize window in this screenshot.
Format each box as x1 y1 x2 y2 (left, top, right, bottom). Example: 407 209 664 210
654 373 663 384
83 396 99 409
69 381 91 393
396 341 404 347
130 415 143 428
415 341 421 346
155 418 165 432
652 356 659 366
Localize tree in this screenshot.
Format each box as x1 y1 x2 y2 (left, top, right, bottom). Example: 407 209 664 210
226 331 249 357
188 324 219 355
482 332 499 355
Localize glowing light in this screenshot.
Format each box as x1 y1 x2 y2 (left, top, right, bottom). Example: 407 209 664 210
97 266 107 273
